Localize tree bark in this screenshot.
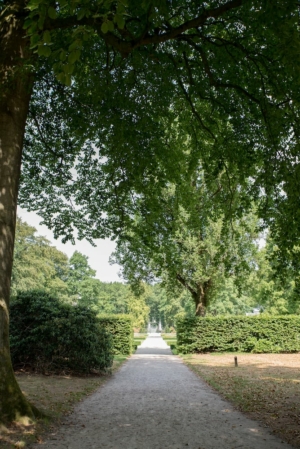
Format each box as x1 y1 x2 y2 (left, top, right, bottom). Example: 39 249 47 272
194 280 212 317
195 300 206 317
0 4 39 422
176 273 212 317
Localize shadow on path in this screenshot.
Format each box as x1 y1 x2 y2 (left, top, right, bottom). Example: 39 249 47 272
30 334 294 449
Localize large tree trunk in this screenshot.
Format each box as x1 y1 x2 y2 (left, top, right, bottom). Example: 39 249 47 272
0 4 39 422
176 273 212 317
194 280 212 317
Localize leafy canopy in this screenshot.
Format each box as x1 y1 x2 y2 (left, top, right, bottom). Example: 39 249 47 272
13 0 300 272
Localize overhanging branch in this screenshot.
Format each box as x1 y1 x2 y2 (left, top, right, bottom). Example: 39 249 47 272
45 0 243 56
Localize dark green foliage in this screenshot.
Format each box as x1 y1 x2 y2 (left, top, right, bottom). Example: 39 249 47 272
97 315 133 355
19 1 300 276
176 316 300 354
10 290 113 373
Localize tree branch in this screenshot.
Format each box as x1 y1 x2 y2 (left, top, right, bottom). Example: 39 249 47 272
176 272 197 300
45 0 243 56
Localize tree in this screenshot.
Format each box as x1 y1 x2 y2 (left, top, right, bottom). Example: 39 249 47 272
251 240 300 315
1 0 300 422
66 251 102 306
144 283 194 331
96 281 149 330
111 176 259 315
11 218 69 299
206 277 257 316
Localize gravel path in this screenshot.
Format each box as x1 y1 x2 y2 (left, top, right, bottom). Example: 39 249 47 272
32 335 294 449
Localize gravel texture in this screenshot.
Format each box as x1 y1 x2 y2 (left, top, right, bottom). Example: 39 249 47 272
31 335 294 449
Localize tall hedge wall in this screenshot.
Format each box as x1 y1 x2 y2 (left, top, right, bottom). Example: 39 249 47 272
176 316 300 354
97 315 133 355
10 290 114 373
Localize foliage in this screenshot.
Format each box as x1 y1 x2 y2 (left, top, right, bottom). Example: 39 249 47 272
14 0 300 271
12 219 298 329
97 315 133 355
111 179 260 314
250 239 300 315
12 218 150 326
11 218 69 299
145 284 194 330
176 316 300 354
96 282 149 329
206 277 257 316
66 250 103 306
10 290 114 373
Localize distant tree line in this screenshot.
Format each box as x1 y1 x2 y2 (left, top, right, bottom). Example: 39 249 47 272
12 218 300 333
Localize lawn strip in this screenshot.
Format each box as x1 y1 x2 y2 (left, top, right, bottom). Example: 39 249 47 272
182 353 300 448
0 355 128 449
161 334 177 353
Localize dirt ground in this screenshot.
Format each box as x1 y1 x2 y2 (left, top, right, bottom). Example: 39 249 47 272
183 353 300 448
0 356 127 449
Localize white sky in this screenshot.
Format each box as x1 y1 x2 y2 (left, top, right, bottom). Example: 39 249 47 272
17 207 122 283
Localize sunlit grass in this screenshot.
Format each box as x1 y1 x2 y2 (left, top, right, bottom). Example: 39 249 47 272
182 353 300 448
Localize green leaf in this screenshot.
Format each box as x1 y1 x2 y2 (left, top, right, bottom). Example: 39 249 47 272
56 72 66 83
38 16 45 30
52 62 61 73
23 18 34 30
107 20 114 32
26 22 38 35
68 40 81 51
65 73 72 86
44 46 52 57
43 30 51 44
30 34 41 49
68 50 81 64
116 2 125 15
101 22 109 34
26 0 43 12
48 7 57 19
60 50 67 61
77 9 86 20
37 45 52 57
63 63 75 75
116 15 125 30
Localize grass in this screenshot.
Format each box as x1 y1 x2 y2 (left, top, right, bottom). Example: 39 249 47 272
132 334 147 351
0 355 128 449
161 334 177 344
133 338 146 345
182 352 300 448
161 334 177 353
161 333 176 338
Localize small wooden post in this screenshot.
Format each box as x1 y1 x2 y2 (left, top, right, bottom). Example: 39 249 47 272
234 356 238 367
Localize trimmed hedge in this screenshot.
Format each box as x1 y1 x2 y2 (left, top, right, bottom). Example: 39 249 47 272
176 316 300 354
97 315 133 355
10 290 114 373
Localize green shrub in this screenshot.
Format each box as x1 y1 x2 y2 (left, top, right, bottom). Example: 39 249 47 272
10 290 113 373
176 316 300 354
97 315 133 355
251 339 281 353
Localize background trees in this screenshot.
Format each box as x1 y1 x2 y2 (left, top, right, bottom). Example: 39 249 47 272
11 217 300 329
16 1 300 266
11 219 150 328
111 167 260 315
66 251 102 306
11 218 69 300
